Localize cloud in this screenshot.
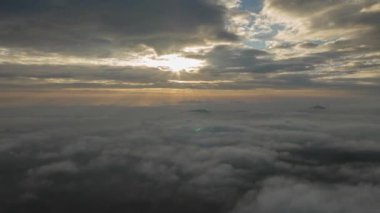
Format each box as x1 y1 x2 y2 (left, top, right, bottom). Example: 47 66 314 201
28 161 78 176
206 0 376 90
0 63 171 88
262 0 380 60
0 0 379 91
201 44 317 75
232 177 380 213
0 0 238 56
0 98 379 212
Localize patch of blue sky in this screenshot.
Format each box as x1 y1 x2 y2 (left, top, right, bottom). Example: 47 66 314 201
239 0 263 13
244 40 266 49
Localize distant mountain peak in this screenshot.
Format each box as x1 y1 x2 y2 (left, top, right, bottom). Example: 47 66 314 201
312 105 327 110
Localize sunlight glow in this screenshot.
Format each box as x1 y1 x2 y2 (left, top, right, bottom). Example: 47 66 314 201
142 54 206 72
168 80 234 84
0 47 206 73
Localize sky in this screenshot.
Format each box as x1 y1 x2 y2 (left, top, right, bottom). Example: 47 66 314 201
1 1 380 213
0 0 379 102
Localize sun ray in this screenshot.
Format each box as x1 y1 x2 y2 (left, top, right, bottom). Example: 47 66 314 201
141 54 206 73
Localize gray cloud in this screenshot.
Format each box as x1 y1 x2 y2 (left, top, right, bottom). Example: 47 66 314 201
264 0 380 63
0 0 237 56
0 64 170 86
203 45 315 73
0 98 379 212
254 0 380 89
1 1 379 211
232 177 380 213
0 0 379 91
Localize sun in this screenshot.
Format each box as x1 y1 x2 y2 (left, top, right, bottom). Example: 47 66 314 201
142 54 205 72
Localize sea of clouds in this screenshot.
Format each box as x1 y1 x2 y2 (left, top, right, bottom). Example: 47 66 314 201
1 97 379 213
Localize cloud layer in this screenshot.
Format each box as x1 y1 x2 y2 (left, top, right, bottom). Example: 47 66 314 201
1 98 379 212
0 0 379 91
0 0 237 55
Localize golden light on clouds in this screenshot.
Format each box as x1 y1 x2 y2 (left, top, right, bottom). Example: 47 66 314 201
0 88 353 107
168 80 234 84
140 54 206 72
0 47 206 73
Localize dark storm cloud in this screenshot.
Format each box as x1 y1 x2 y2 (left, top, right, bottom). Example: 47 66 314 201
0 98 380 212
0 0 237 55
